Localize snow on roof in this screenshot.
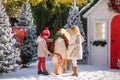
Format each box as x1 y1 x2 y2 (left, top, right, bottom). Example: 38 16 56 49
83 0 105 18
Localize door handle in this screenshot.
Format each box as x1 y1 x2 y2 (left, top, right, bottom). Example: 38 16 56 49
111 40 115 42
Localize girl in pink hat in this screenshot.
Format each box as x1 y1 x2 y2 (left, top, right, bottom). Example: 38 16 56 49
36 27 52 75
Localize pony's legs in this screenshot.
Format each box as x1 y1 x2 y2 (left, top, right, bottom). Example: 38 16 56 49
58 66 62 75
63 59 67 73
54 65 61 75
54 65 57 75
66 59 71 70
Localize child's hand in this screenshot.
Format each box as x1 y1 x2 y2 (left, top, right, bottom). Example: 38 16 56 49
50 53 53 58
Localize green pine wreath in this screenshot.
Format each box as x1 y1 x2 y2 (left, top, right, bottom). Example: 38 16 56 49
92 40 107 47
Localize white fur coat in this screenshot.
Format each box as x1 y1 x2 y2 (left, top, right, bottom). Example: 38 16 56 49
67 34 84 60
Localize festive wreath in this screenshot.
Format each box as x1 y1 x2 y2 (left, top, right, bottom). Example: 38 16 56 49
108 0 120 13
92 40 107 47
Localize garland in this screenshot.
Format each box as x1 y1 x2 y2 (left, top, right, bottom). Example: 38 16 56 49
92 40 107 47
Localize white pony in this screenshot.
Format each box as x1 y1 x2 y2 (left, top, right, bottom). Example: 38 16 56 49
52 28 70 75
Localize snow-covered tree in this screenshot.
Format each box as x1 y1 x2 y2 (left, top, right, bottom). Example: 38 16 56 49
0 1 19 73
20 26 37 67
15 1 33 27
15 1 37 67
64 3 88 64
64 6 85 37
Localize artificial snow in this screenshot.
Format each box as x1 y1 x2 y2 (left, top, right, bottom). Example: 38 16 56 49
0 57 120 80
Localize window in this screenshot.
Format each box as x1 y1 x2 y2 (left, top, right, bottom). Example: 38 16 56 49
93 21 107 40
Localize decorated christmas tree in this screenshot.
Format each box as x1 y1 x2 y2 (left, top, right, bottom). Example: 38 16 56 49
0 1 19 73
64 0 88 64
15 1 37 67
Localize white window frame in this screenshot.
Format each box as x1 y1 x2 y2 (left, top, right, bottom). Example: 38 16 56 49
93 20 107 41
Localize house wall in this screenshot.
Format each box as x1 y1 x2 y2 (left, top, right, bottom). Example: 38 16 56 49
86 0 116 67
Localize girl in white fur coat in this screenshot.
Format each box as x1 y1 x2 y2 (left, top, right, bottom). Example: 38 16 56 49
67 25 84 77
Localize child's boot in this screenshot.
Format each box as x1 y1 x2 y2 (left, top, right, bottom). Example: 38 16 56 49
38 70 43 75
42 70 50 75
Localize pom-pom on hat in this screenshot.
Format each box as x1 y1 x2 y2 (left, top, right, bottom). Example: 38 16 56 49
40 27 50 37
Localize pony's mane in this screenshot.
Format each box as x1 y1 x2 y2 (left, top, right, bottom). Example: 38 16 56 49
56 28 70 41
52 28 70 49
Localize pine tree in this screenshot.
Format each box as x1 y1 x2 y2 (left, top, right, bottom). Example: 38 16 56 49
64 4 88 64
15 1 33 27
20 26 37 67
15 1 37 67
64 6 85 37
0 1 19 73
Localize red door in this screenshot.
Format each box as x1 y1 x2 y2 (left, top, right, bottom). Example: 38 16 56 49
111 15 120 69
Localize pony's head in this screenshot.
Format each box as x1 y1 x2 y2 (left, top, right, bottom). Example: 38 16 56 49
57 28 70 41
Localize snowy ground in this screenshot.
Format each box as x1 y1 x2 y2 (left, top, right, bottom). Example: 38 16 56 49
0 57 120 80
